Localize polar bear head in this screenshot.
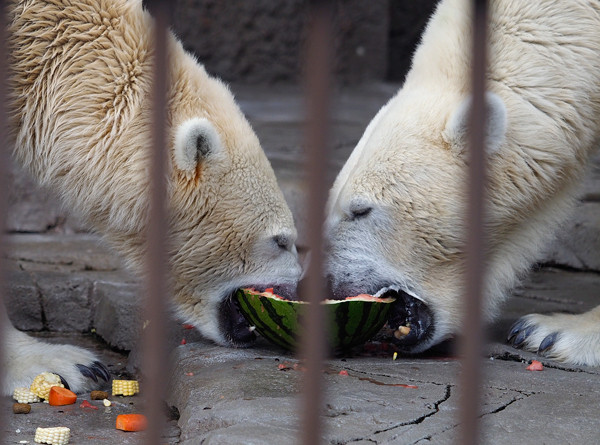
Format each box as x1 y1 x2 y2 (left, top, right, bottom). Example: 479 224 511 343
109 46 301 348
326 89 510 353
325 0 598 354
163 70 301 347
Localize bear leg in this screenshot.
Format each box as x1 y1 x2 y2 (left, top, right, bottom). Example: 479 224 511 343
507 305 600 367
2 311 110 396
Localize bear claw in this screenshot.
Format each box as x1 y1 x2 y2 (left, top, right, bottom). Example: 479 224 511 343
538 332 559 354
91 361 111 382
507 319 528 341
510 325 535 348
57 374 70 390
76 361 111 384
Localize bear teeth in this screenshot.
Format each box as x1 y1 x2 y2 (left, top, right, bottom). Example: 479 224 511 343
374 285 400 298
374 285 425 303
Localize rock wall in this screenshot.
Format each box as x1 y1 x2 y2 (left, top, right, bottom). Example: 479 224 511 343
171 0 390 84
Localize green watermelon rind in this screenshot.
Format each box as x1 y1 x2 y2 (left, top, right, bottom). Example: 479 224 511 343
234 288 394 351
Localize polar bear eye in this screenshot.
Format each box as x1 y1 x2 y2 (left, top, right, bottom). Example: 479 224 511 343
349 199 373 220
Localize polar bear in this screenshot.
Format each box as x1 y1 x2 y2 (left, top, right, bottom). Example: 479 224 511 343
3 0 301 394
326 0 600 365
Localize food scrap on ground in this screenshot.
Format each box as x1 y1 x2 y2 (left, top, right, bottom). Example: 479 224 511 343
103 398 112 407
48 387 77 406
30 373 64 400
13 387 41 404
393 352 398 361
115 413 148 432
33 426 70 445
90 390 109 400
338 370 349 376
12 403 31 414
526 360 544 371
112 379 140 396
79 400 98 410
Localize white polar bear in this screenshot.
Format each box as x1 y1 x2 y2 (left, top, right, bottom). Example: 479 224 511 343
326 0 600 365
3 0 301 395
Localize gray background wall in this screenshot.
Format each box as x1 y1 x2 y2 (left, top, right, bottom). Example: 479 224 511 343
170 0 439 84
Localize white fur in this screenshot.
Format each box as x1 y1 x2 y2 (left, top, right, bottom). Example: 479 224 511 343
5 0 301 395
2 312 99 394
173 118 224 172
326 0 600 363
443 92 508 156
517 307 600 366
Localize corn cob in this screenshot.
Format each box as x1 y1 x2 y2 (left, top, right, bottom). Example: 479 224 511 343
112 379 139 396
13 386 41 404
30 373 64 400
34 426 70 445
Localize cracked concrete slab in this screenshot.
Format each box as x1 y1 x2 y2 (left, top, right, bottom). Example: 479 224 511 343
164 338 600 444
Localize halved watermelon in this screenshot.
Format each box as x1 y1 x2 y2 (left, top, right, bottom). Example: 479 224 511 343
235 288 395 352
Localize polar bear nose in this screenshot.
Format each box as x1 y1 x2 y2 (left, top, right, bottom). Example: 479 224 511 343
273 233 294 252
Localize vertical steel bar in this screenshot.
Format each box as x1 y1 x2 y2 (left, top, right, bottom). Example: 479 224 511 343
458 1 488 444
0 0 8 437
300 1 333 444
143 1 170 443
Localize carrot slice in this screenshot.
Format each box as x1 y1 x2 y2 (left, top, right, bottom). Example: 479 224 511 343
116 414 148 432
526 360 544 371
48 386 77 406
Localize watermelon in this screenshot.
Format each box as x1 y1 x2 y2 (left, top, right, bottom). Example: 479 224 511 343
234 288 395 352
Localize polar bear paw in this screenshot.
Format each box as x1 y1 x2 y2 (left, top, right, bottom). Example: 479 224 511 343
3 329 110 396
507 306 600 367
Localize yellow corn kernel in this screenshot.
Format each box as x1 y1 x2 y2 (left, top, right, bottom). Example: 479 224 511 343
13 386 41 404
30 373 64 400
34 426 70 445
112 379 139 396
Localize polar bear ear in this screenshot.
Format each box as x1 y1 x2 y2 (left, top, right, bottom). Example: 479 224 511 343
173 118 224 172
443 92 507 158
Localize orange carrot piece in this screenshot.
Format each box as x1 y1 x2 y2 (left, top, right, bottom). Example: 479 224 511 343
526 360 544 371
48 386 77 406
116 414 148 432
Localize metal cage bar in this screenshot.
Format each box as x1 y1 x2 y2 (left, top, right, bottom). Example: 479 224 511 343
143 1 171 443
458 1 489 444
0 0 8 436
299 1 334 444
